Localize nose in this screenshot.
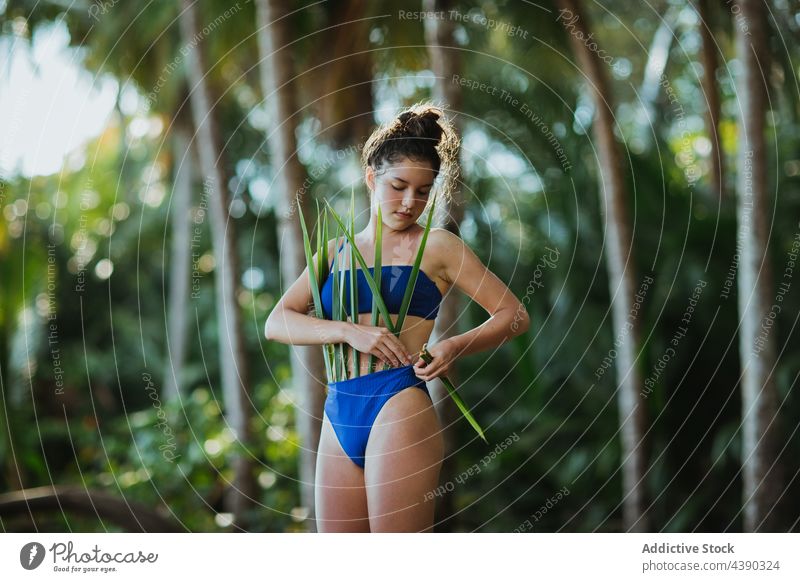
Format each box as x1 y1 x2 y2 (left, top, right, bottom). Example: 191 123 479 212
401 189 415 208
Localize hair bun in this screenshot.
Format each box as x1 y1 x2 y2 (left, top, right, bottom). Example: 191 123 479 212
398 111 416 125
397 107 443 143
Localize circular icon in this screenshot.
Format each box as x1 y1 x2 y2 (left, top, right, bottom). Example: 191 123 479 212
20 542 46 570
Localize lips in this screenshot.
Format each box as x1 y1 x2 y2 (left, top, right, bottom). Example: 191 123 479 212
394 211 412 218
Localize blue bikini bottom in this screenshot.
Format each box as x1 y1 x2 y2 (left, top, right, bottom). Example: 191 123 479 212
324 364 431 468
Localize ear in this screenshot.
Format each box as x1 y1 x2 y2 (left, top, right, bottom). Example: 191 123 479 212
365 166 375 192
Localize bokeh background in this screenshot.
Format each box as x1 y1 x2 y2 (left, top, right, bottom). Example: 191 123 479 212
1 0 799 532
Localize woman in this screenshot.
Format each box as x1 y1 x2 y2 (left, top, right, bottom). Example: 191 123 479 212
264 102 530 532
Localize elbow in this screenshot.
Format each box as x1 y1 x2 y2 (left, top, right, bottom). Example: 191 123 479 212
510 304 530 337
521 311 531 334
264 309 282 342
264 316 274 341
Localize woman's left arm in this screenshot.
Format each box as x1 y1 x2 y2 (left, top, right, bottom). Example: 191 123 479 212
413 229 531 381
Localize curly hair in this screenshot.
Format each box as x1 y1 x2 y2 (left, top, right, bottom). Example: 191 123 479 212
361 101 460 206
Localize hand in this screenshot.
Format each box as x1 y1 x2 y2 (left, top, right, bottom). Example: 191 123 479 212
413 339 460 381
344 323 413 368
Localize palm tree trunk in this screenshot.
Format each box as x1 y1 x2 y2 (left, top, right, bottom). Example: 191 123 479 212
178 0 256 528
256 0 327 531
309 0 373 149
163 117 193 403
696 0 725 201
734 0 784 532
423 0 465 532
638 4 678 147
556 0 649 531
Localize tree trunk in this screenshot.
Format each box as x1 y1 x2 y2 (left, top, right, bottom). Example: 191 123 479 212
308 0 374 149
556 0 649 531
734 0 784 532
638 4 678 147
696 0 725 201
163 118 194 403
256 0 327 532
178 0 256 528
423 0 465 532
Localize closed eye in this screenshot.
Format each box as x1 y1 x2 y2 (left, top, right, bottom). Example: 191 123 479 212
392 185 430 197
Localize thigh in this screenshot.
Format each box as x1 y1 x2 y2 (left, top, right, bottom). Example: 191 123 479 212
364 387 444 533
315 411 370 533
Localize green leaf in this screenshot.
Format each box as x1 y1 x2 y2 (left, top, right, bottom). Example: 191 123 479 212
368 204 383 374
338 243 350 380
331 222 343 381
315 198 322 275
297 196 335 382
297 196 323 320
322 208 329 272
349 186 360 377
395 189 438 334
321 210 335 380
311 198 334 381
420 344 488 444
325 200 396 335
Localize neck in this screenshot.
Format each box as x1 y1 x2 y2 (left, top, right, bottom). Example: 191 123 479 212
359 211 422 266
363 210 408 242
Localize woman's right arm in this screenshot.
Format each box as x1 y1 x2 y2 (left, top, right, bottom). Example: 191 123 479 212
265 303 351 345
263 245 348 345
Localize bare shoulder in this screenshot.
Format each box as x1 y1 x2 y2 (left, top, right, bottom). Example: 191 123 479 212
426 228 472 284
426 227 468 258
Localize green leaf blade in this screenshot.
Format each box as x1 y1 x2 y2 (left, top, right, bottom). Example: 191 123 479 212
297 197 324 320
368 204 383 374
325 201 396 336
349 187 360 377
419 345 488 444
395 191 438 334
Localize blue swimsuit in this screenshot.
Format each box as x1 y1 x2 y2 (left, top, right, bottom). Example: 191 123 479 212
320 239 443 468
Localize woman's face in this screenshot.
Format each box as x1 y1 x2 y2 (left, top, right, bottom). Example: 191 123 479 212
366 157 436 230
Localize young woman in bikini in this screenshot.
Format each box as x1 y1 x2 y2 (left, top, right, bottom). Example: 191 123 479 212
264 103 530 532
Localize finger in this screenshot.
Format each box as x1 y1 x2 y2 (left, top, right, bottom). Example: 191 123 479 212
420 362 442 379
415 366 435 380
374 344 395 366
368 343 387 365
386 335 412 363
382 338 409 366
378 345 397 366
415 356 434 371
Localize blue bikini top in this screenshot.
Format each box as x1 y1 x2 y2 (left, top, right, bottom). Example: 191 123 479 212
320 240 442 321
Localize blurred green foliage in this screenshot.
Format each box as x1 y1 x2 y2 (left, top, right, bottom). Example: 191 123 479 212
1 0 799 532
